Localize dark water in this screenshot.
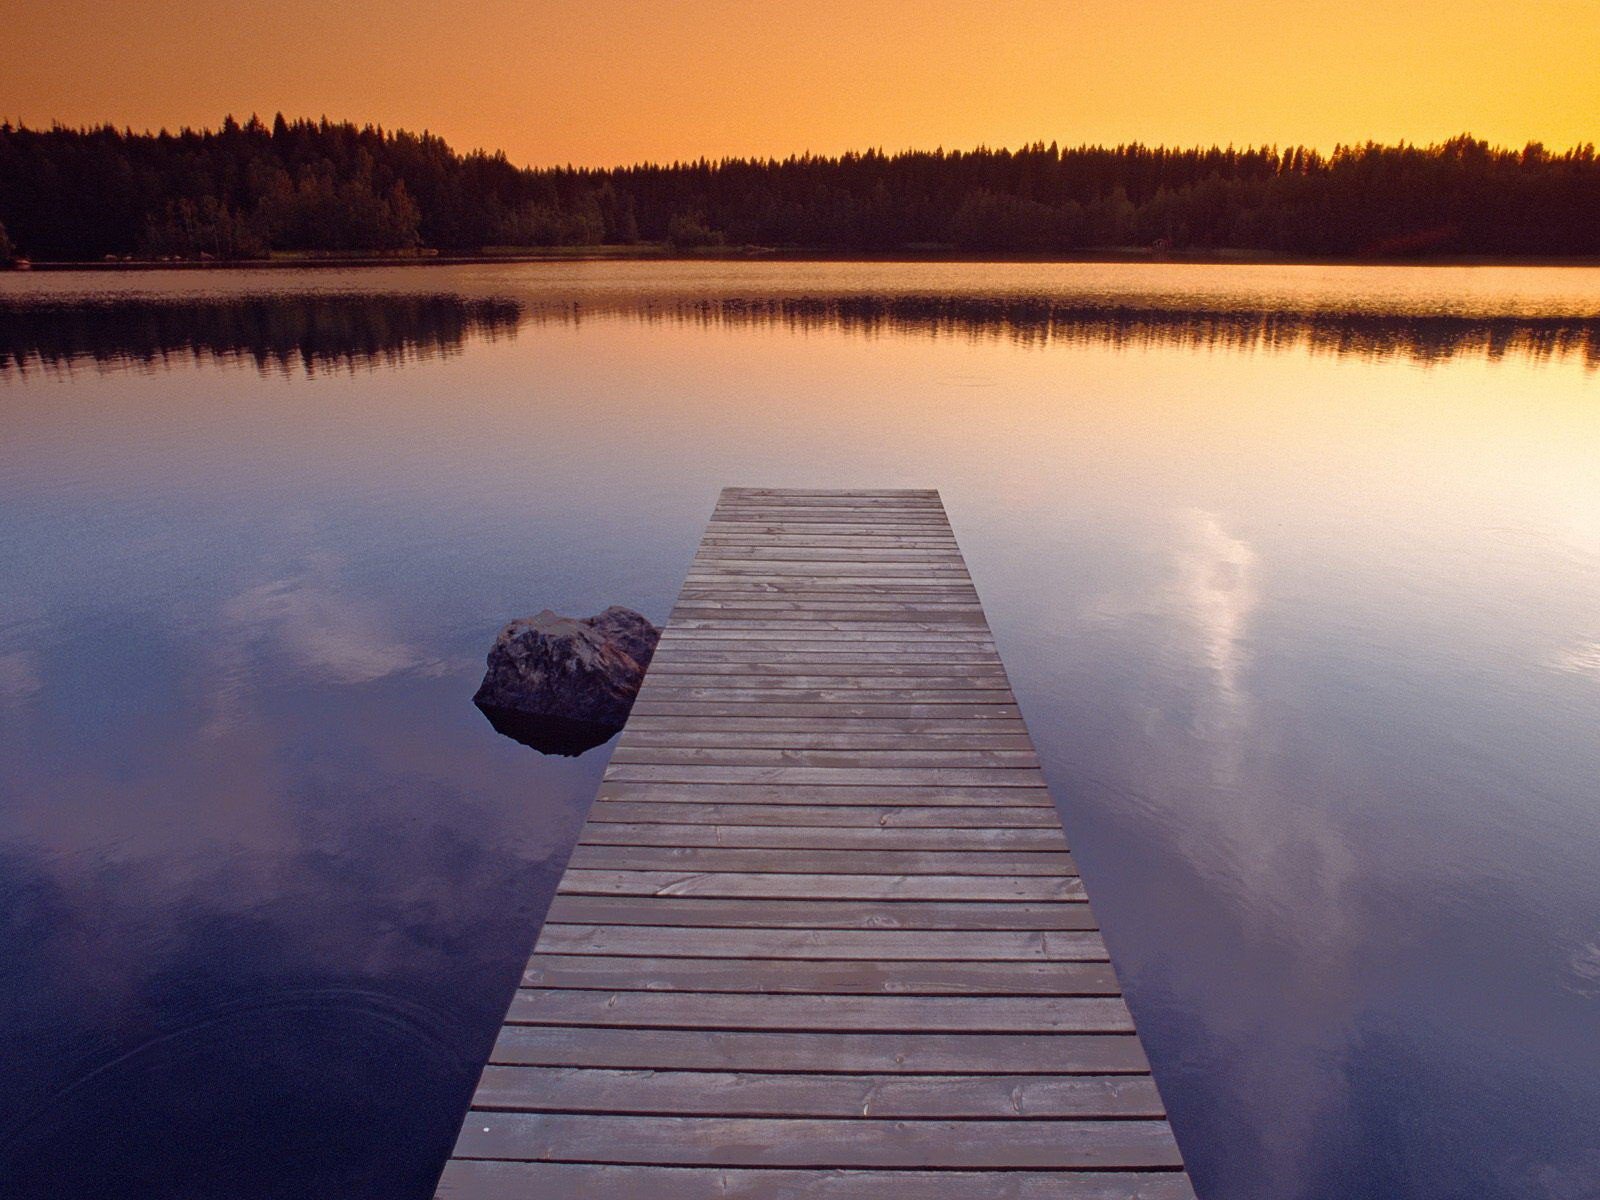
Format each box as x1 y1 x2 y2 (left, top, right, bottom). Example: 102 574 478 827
2 262 1599 1199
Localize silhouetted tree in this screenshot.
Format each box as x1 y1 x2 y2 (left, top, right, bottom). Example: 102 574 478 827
667 212 722 249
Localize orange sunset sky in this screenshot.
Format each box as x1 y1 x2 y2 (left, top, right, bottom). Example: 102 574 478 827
6 0 1597 168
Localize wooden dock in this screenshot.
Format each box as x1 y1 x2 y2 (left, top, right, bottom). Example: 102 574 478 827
436 488 1193 1199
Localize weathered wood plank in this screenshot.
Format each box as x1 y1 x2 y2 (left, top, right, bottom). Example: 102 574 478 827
592 781 1053 805
506 991 1133 1033
716 494 945 505
707 516 956 529
490 1026 1152 1074
563 846 1074 875
659 630 996 644
663 625 985 638
606 748 1040 768
646 657 1000 670
673 600 983 612
543 896 1095 930
693 548 968 562
698 540 963 551
619 717 1032 736
667 611 990 626
521 954 1119 995
437 1162 1199 1200
584 802 1061 827
654 634 999 648
678 586 983 600
646 661 1008 675
722 487 940 496
453 1113 1183 1168
597 766 1045 787
629 698 1023 715
617 730 1034 748
468 1065 1163 1117
576 823 1066 850
710 507 952 518
556 872 1085 900
679 576 976 587
671 605 985 617
531 926 1107 961
636 677 1016 693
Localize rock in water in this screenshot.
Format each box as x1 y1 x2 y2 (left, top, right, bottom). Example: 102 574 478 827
473 607 660 751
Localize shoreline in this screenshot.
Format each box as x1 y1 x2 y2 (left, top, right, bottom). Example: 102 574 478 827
14 246 1600 272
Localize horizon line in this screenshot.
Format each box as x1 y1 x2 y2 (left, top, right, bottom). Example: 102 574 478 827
5 114 1596 175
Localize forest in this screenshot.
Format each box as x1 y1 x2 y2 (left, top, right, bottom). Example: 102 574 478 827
1 116 1596 261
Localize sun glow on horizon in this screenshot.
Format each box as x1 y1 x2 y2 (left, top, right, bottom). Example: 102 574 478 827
3 0 1596 169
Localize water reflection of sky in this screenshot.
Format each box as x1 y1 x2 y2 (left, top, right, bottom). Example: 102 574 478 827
2 263 1599 1199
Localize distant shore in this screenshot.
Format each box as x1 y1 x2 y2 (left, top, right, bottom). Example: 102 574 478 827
15 245 1600 272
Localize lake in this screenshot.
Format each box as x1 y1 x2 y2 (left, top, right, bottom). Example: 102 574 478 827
2 260 1598 1199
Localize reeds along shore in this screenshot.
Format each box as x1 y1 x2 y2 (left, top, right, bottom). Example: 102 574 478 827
5 291 1596 379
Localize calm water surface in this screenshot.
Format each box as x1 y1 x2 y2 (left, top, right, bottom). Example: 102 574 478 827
2 262 1599 1198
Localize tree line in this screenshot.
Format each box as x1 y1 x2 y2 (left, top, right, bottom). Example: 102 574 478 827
1 116 1596 261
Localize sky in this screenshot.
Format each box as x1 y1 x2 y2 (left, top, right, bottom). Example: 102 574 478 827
5 0 1596 167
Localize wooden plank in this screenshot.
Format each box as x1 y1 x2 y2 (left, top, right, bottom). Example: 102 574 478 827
556 872 1085 900
563 847 1074 875
468 1066 1164 1117
678 586 983 599
709 508 949 517
438 1162 1199 1200
453 1113 1183 1168
616 730 1034 748
672 595 972 604
543 896 1095 930
584 802 1062 826
635 677 1016 693
597 767 1045 787
619 717 1032 735
710 508 952 519
679 576 976 587
606 748 1040 767
654 658 1001 671
576 823 1066 850
692 548 968 561
663 623 985 636
697 539 964 550
593 782 1054 805
722 486 940 494
649 640 1000 654
440 488 1189 1196
628 698 1023 714
717 491 942 499
490 1027 1152 1074
628 704 1024 720
715 496 946 506
506 991 1133 1032
646 661 1009 676
706 516 956 528
522 955 1120 995
531 926 1107 961
667 612 989 626
670 605 985 617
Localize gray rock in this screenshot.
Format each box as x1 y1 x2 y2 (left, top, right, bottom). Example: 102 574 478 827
472 606 659 731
